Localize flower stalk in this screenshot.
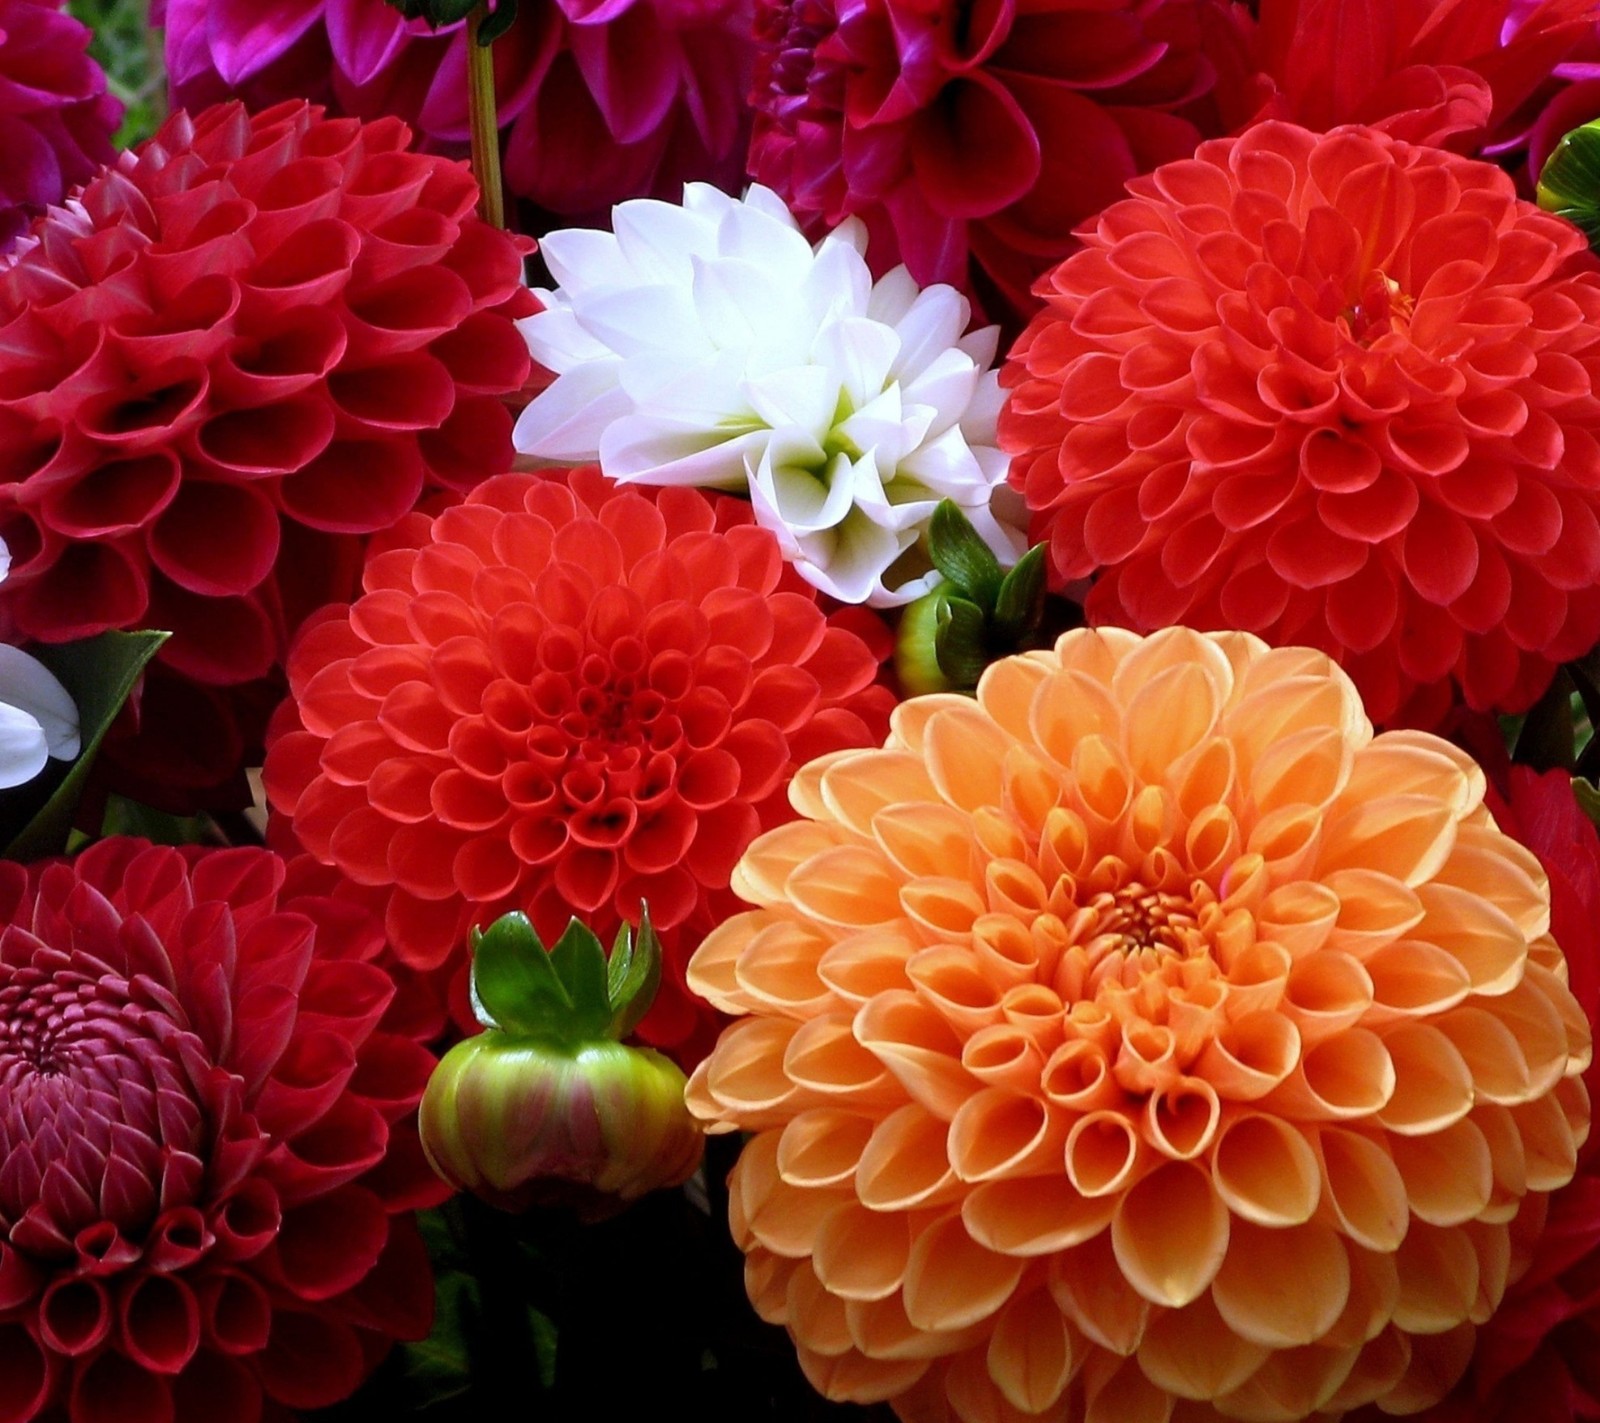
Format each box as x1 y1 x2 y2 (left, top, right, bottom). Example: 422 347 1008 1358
466 5 505 229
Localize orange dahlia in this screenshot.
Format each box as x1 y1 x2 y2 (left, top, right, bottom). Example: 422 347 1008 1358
999 120 1600 727
263 467 895 1061
687 626 1591 1422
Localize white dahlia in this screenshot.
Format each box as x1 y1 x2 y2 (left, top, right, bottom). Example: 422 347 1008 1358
513 183 1022 606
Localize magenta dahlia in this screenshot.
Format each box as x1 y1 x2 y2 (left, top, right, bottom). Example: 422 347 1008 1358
0 99 534 807
0 837 444 1423
0 0 120 251
748 0 1258 326
157 0 755 221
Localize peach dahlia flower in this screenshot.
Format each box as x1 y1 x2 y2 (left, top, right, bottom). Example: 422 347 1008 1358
686 626 1592 1423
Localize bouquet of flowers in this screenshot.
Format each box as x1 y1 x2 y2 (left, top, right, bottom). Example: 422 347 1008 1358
9 1 1600 1420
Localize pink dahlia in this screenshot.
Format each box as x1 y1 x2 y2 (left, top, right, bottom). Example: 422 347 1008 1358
262 467 897 1064
1000 120 1600 727
0 838 443 1423
0 99 533 807
748 0 1258 327
157 0 756 222
0 0 120 251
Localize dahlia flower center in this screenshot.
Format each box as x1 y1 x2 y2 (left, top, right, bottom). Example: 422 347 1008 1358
757 0 841 101
0 961 207 1241
1342 269 1415 347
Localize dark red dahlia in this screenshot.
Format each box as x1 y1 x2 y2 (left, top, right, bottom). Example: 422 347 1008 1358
263 467 897 1064
0 838 443 1423
0 99 534 807
748 0 1258 327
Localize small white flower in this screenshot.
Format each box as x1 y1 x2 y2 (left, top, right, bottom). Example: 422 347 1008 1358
514 184 1024 606
0 541 79 790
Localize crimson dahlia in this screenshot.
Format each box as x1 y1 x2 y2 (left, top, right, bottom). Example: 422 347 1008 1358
0 838 442 1423
0 99 533 807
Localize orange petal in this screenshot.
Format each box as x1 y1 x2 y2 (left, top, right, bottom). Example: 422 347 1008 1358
1374 1022 1474 1135
855 1103 964 1212
901 1211 1027 1333
1211 1113 1321 1226
948 1088 1067 1183
776 1108 876 1189
855 991 979 1120
1136 1293 1270 1401
1211 1219 1351 1347
1111 1160 1229 1308
985 1287 1081 1413
1048 1231 1152 1355
1388 1117 1493 1227
1390 1221 1479 1333
812 1200 912 1302
1316 1126 1409 1252
962 1175 1116 1257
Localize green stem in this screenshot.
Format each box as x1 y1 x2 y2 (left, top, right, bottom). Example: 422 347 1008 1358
466 5 505 229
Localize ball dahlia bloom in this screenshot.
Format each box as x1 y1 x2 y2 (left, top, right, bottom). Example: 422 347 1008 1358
0 99 533 804
1001 120 1600 728
262 467 896 1061
687 625 1591 1422
1362 766 1600 1423
514 183 1021 607
748 0 1258 326
0 837 443 1423
0 0 120 251
157 0 755 221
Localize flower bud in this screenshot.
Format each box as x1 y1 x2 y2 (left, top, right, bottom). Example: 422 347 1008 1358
418 909 704 1219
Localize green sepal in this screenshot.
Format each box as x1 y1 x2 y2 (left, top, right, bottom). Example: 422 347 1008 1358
477 0 519 42
467 907 665 1045
893 587 954 696
991 544 1048 643
1538 119 1600 248
547 918 612 1039
384 0 483 26
469 913 569 1035
606 909 662 1040
3 629 169 862
928 500 1003 609
1575 777 1600 830
934 595 989 688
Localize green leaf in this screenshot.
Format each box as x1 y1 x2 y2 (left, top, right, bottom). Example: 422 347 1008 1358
1514 669 1577 773
1539 118 1600 247
3 630 169 862
547 918 612 1036
607 908 662 1040
399 1269 480 1410
934 595 989 689
1575 777 1600 830
991 544 1048 643
469 912 570 1034
384 0 481 25
478 0 520 43
928 501 1003 608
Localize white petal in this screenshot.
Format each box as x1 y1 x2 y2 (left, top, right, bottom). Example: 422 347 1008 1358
812 317 899 413
0 643 77 766
887 282 972 382
0 704 48 790
0 536 11 587
538 226 631 295
518 301 613 372
602 417 764 491
513 363 630 463
743 365 838 437
577 284 712 359
865 265 920 328
612 197 717 283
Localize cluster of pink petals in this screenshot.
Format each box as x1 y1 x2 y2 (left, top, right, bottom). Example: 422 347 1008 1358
0 0 120 251
1001 120 1600 727
0 839 446 1423
747 0 1257 327
0 99 533 806
157 0 756 221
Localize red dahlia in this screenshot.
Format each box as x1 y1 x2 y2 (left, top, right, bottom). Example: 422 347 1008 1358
1001 119 1600 726
0 99 534 805
263 468 897 1064
0 838 443 1423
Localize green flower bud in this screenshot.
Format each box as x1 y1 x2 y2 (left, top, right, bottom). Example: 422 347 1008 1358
418 910 704 1219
